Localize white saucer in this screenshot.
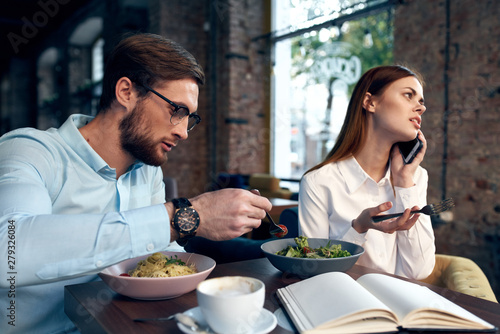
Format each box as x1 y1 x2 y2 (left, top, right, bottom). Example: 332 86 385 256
273 308 296 332
178 306 277 334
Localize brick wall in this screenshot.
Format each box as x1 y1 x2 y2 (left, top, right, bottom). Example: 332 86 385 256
219 0 270 177
149 0 211 196
394 0 500 298
152 0 270 196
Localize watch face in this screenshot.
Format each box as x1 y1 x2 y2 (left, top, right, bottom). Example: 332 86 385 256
174 207 200 234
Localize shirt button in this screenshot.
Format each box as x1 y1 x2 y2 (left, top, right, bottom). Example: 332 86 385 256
147 243 154 251
96 260 103 267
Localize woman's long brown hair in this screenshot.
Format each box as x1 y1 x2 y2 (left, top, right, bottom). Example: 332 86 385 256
305 65 423 175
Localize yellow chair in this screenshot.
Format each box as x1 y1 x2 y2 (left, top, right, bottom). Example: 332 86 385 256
420 254 498 303
248 173 293 199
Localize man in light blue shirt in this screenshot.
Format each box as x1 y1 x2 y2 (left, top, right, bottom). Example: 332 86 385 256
0 33 271 333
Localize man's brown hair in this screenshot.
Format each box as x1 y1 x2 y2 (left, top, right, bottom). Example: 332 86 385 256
98 33 205 112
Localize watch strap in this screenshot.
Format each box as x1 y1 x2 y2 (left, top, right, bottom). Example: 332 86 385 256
171 198 198 246
177 236 192 247
172 197 192 209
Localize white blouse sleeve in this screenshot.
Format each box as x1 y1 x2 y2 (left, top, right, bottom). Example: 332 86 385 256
393 167 436 279
298 173 330 238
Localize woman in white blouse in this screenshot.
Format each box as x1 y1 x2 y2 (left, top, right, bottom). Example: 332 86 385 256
299 65 435 280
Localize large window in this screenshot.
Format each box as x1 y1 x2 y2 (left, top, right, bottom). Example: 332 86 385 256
271 0 394 181
91 37 104 115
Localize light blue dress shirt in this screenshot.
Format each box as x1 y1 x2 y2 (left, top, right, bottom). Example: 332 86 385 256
0 114 179 333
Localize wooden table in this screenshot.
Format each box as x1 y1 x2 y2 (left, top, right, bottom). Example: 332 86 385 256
65 258 500 334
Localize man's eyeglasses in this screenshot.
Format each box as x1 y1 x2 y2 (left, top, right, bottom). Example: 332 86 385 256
138 83 201 132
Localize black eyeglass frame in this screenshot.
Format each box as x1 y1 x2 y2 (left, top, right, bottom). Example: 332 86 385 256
138 83 201 132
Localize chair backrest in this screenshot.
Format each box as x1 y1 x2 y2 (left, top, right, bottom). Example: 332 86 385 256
278 206 299 238
248 173 294 199
420 254 498 303
249 173 281 191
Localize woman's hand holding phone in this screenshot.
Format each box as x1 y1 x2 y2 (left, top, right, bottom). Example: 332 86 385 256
390 130 427 188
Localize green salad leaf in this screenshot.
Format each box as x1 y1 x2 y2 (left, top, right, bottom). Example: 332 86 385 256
275 236 351 258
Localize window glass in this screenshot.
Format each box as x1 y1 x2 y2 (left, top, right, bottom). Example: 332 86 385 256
92 37 104 84
272 0 394 180
91 37 104 115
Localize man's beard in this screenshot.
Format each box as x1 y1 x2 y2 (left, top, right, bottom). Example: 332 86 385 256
119 103 167 166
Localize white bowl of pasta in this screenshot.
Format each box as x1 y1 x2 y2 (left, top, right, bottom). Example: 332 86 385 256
98 251 216 300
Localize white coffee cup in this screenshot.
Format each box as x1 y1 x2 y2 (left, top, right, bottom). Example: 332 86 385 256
196 276 265 334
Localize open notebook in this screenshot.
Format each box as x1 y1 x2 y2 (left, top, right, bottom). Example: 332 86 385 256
277 272 496 334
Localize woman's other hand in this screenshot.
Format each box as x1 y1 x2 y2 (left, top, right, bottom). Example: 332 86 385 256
352 201 420 234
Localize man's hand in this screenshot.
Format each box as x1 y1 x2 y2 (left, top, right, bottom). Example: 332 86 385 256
181 188 272 241
352 201 420 234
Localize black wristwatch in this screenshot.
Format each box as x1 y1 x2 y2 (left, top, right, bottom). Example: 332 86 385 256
171 198 200 246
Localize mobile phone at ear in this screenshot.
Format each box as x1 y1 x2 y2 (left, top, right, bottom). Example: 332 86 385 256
398 136 423 164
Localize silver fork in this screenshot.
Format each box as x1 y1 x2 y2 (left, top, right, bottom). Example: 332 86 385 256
134 313 214 333
372 198 454 223
267 212 286 236
249 188 287 236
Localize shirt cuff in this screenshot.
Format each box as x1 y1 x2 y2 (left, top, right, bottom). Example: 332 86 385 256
125 203 170 257
394 185 419 209
343 225 367 245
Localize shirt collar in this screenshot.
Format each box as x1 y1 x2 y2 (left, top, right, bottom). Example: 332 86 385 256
58 114 144 176
338 156 391 194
